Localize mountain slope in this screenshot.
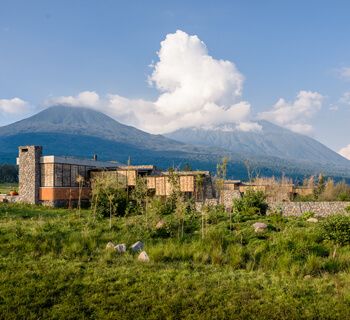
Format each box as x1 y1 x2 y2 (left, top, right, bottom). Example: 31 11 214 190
165 121 350 166
0 106 193 152
0 106 349 181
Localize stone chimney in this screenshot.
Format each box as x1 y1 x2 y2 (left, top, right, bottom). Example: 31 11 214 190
18 146 42 204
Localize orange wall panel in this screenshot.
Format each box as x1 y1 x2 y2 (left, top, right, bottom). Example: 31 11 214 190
39 187 91 201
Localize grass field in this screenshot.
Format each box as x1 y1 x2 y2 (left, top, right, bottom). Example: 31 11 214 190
1 203 350 319
0 183 18 194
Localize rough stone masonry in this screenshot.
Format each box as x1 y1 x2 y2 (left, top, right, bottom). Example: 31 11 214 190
18 146 42 204
269 202 350 217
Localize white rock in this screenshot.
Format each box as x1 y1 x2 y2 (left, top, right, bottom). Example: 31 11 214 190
131 241 144 252
138 251 150 262
115 243 127 253
106 241 115 250
156 220 166 229
253 222 268 233
307 217 318 223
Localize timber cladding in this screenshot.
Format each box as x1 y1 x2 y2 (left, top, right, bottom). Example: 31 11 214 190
90 169 137 187
152 175 196 196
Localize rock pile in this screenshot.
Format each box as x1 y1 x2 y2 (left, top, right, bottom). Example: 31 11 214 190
105 240 149 261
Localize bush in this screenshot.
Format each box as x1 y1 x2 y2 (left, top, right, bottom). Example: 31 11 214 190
301 211 315 220
320 215 350 245
91 174 128 217
293 194 316 202
233 189 268 216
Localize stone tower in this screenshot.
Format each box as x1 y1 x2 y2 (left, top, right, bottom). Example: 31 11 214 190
18 146 42 204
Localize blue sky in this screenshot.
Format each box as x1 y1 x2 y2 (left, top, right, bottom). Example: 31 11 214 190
0 0 349 157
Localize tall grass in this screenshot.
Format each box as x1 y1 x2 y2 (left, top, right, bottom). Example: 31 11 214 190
2 203 350 319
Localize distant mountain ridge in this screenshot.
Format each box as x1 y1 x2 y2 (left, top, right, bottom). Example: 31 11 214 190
165 121 349 166
0 106 349 181
0 106 191 152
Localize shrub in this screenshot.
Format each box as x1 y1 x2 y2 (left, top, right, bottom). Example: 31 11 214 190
91 174 128 218
320 215 350 245
301 211 315 220
318 179 350 201
233 189 268 216
293 194 316 202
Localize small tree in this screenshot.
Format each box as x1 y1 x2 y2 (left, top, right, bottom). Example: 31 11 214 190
167 169 186 239
321 215 350 257
131 176 149 215
314 173 325 199
76 175 85 215
107 193 115 229
215 157 228 202
233 189 268 216
91 172 127 221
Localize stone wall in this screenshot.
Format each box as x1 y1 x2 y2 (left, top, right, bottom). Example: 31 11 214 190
0 194 20 203
18 146 42 204
268 202 350 217
220 189 242 211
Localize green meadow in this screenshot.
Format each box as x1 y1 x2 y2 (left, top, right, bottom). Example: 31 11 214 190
0 183 17 194
1 203 350 319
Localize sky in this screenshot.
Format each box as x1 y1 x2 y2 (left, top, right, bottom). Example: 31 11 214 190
0 0 350 159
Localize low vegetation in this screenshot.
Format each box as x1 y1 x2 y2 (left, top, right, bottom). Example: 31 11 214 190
2 194 350 319
296 175 350 201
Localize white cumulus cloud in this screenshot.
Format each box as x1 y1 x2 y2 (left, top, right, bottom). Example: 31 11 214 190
46 91 100 108
0 97 33 126
339 144 350 160
258 90 324 134
45 30 258 134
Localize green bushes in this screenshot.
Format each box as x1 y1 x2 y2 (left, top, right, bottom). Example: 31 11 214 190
300 177 350 201
233 189 269 216
92 184 128 218
320 215 350 245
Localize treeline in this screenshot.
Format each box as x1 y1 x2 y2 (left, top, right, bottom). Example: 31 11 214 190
0 164 18 183
297 174 350 201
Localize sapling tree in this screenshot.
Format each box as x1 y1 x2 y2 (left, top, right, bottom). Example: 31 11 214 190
76 174 85 216
215 157 228 203
321 215 350 258
167 169 186 239
91 172 127 222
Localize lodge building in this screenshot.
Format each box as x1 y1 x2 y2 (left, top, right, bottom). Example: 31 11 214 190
11 145 313 208
17 146 216 207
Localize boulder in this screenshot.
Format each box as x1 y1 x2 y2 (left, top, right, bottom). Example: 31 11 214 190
131 241 144 252
115 243 127 253
138 251 150 262
155 220 166 229
307 217 318 223
253 222 268 233
106 241 115 250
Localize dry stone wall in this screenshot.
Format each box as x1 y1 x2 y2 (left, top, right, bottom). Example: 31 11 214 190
220 189 242 211
269 202 350 217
